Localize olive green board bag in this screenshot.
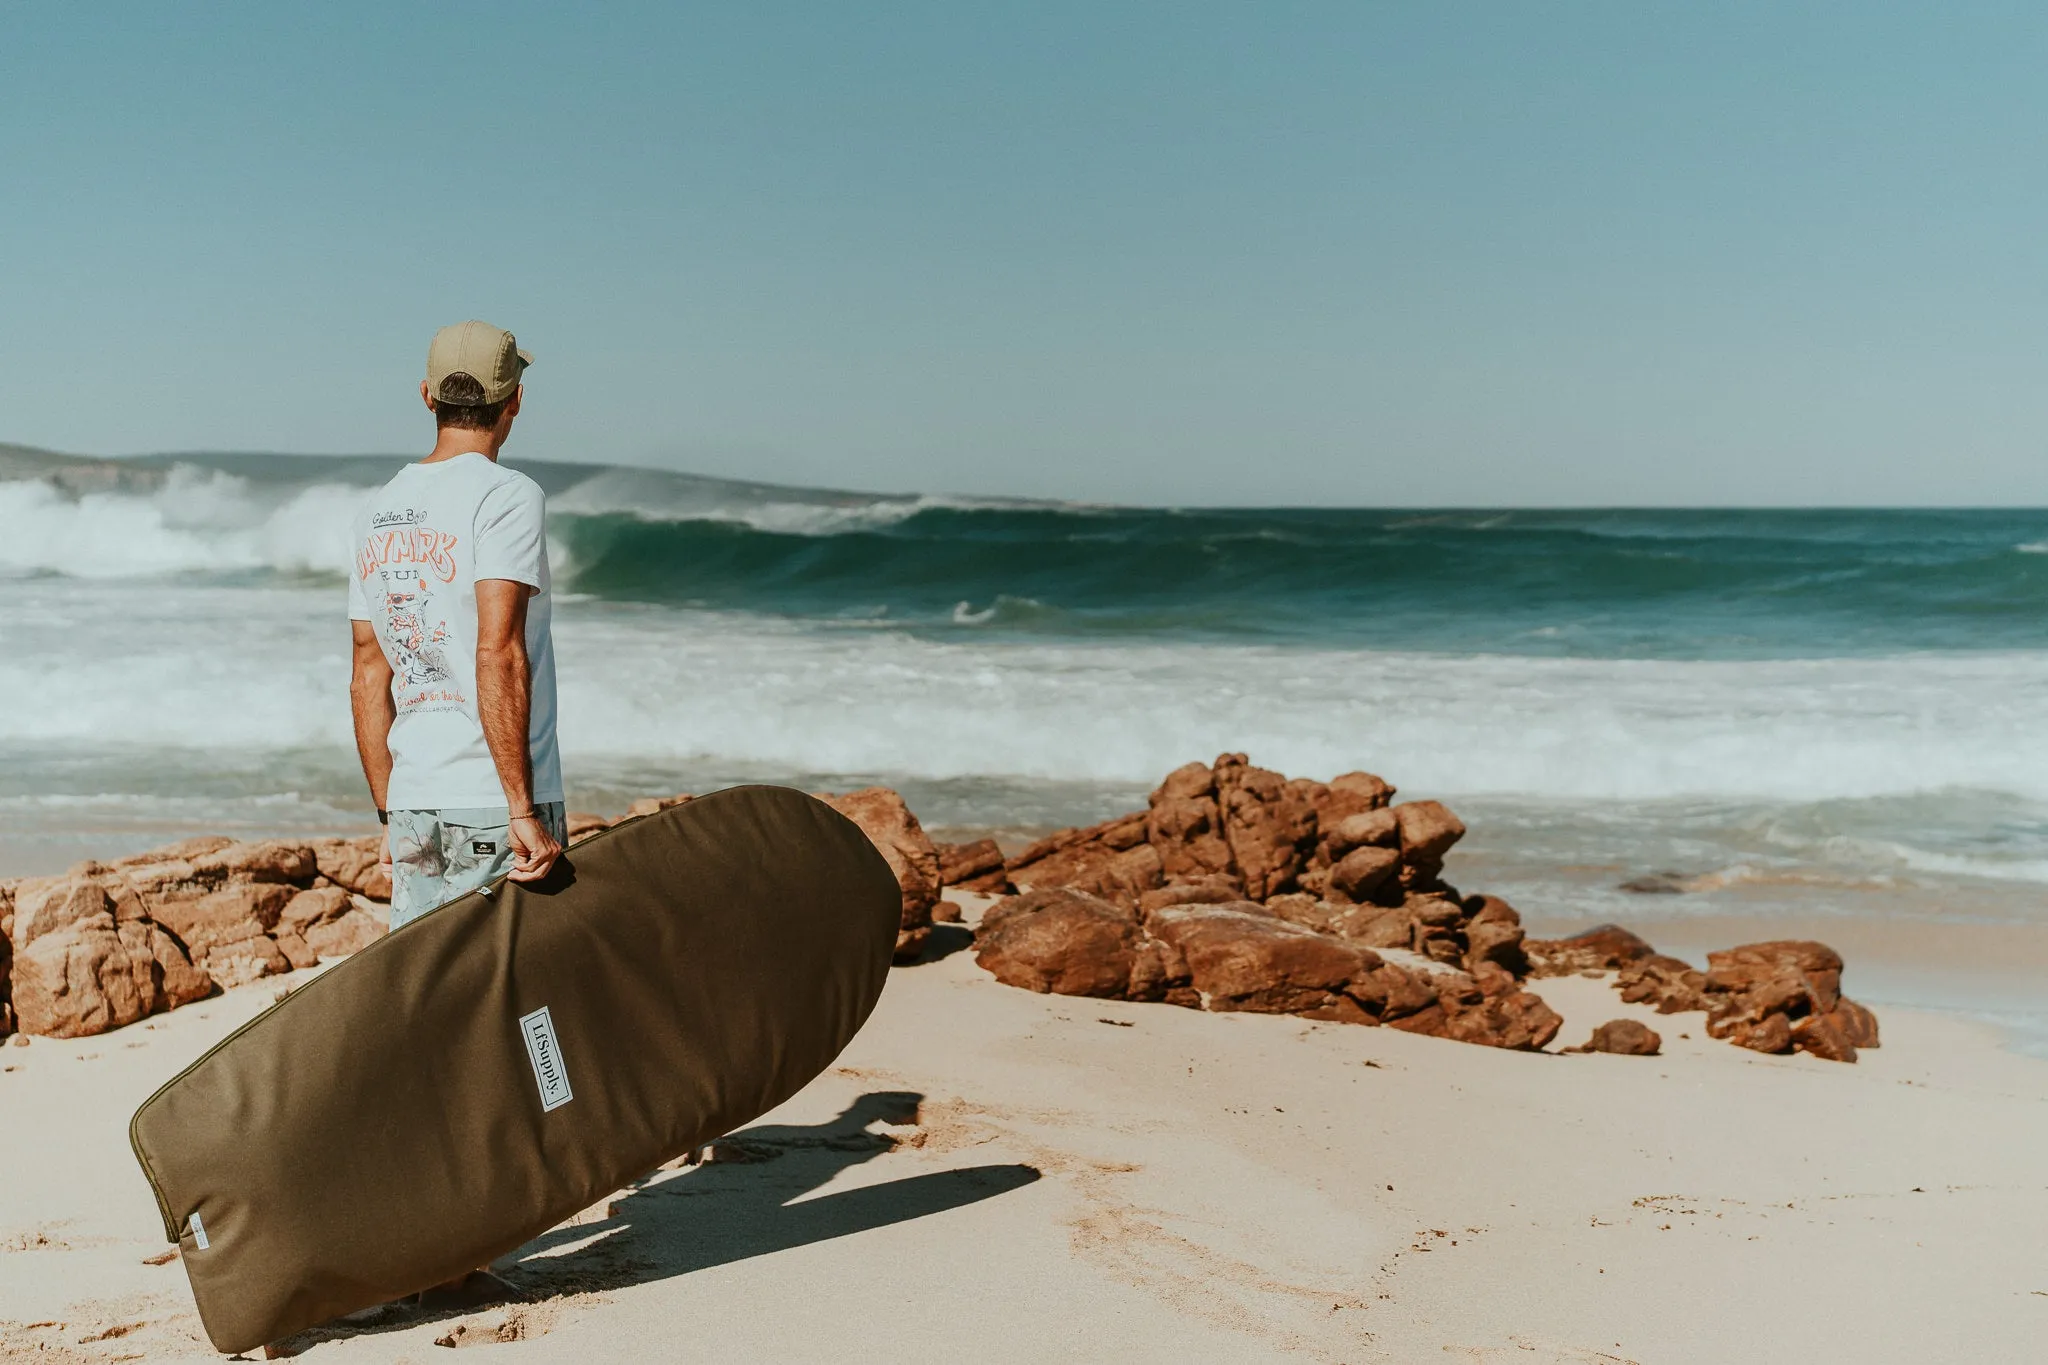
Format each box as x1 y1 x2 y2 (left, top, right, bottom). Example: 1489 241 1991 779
129 785 902 1353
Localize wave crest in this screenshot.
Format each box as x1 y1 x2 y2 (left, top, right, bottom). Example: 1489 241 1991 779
0 468 359 579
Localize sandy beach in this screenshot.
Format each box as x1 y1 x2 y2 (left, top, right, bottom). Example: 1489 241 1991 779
4 888 2045 1364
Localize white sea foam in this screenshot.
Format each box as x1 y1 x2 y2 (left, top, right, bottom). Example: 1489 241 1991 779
12 578 2048 811
0 469 361 579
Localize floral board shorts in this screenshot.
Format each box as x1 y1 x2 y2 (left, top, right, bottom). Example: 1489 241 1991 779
387 803 568 929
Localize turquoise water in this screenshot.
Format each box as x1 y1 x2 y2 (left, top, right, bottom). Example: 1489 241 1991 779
554 503 2048 658
5 449 2048 1043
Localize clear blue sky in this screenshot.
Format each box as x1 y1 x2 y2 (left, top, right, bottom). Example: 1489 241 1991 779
4 2 2048 505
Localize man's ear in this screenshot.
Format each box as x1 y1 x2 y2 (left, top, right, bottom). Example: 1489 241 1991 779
421 380 436 413
505 385 523 419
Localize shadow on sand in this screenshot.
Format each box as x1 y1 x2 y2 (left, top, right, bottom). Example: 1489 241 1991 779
505 1090 1037 1294
274 1091 1035 1352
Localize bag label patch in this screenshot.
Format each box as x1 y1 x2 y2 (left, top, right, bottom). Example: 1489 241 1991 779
472 840 497 855
188 1211 209 1250
519 1006 573 1111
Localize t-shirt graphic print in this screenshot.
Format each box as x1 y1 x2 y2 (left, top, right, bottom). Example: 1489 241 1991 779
347 453 563 811
359 509 465 711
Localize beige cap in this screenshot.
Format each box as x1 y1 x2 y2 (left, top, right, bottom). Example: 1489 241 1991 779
426 320 533 405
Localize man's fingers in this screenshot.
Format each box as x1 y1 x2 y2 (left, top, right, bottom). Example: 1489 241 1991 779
506 850 557 882
504 822 560 883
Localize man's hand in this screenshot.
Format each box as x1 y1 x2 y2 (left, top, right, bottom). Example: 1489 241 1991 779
507 814 563 882
379 826 394 882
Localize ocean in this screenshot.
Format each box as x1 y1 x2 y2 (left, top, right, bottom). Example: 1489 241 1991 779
5 447 2047 1037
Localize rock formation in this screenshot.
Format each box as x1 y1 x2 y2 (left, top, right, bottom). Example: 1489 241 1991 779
0 833 391 1040
1568 1019 1662 1056
0 765 1884 1070
968 756 1564 1051
966 756 1879 1062
933 838 1012 895
1524 928 1881 1064
818 788 942 962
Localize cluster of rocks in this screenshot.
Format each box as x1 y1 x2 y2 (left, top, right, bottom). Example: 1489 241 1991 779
1524 924 1881 1063
958 754 1562 1049
947 755 1880 1064
0 836 390 1040
0 765 1882 1069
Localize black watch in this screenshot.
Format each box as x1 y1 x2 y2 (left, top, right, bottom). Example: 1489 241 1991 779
377 808 389 825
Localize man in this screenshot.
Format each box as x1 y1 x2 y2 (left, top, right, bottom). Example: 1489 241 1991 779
349 320 566 927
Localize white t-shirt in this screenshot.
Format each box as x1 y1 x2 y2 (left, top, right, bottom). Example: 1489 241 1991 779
346 452 563 810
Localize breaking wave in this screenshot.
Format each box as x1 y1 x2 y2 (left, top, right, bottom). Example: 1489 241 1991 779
10 454 2048 657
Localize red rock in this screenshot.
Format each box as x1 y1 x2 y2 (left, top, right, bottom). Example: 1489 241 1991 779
1468 960 1519 997
1438 989 1564 1051
1578 1019 1661 1055
274 887 383 963
566 813 610 844
1383 1001 1449 1036
1259 893 1341 934
274 929 321 972
1323 809 1401 857
147 883 294 988
1523 924 1658 977
1330 902 1417 950
1010 810 1149 867
1007 812 1163 909
303 910 384 960
1212 755 1318 900
110 836 233 866
1711 939 1843 976
820 787 943 962
193 840 317 885
108 858 206 907
934 838 1013 894
626 793 695 819
9 876 114 950
1457 895 1529 975
1145 763 1236 884
1328 845 1401 903
11 919 157 1038
1790 1012 1858 1063
148 925 212 1009
1322 953 1442 1022
1143 904 1381 1020
1706 941 1842 1013
1313 771 1396 825
973 888 1141 998
1392 801 1465 884
1699 940 1867 1060
1139 876 1249 913
1828 998 1881 1049
1724 1012 1793 1054
1615 954 1707 1013
1463 919 1528 977
279 887 352 931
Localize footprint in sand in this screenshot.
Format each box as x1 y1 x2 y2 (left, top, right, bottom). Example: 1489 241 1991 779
434 1306 555 1348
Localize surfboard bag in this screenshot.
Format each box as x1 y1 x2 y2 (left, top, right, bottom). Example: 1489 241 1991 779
129 785 902 1353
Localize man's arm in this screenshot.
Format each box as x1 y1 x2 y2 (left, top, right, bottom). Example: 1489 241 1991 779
350 620 397 871
475 578 562 882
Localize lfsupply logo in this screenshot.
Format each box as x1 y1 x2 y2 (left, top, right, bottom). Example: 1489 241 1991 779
518 1006 574 1111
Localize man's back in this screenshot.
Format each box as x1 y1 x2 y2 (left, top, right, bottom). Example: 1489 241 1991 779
348 453 562 810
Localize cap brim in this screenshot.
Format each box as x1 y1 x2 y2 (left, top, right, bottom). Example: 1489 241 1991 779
516 347 534 369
